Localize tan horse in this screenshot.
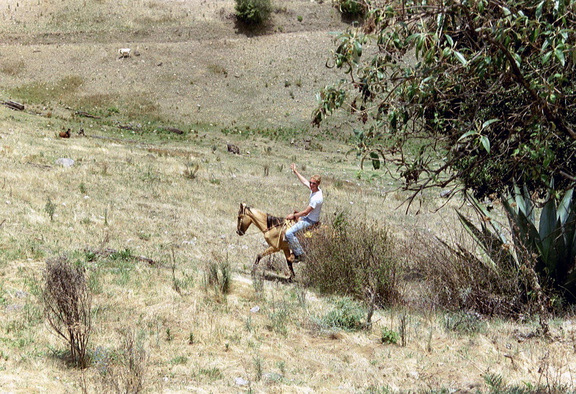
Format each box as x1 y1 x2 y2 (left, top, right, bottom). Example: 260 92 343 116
236 203 297 279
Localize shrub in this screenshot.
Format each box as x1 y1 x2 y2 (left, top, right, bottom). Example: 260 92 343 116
45 197 56 222
43 256 92 368
301 212 401 308
333 0 368 17
380 327 399 344
443 311 486 334
320 296 365 331
235 0 272 25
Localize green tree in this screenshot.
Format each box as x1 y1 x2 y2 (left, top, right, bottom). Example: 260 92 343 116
314 0 576 201
314 0 576 318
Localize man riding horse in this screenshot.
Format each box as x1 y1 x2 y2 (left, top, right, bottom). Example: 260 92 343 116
236 163 323 280
284 163 323 262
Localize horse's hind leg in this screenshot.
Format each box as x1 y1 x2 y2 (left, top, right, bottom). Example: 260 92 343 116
287 261 295 282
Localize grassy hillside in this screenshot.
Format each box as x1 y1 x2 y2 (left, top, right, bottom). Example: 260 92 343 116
1 0 576 392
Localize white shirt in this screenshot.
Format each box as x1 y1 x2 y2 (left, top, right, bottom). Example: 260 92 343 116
305 189 323 222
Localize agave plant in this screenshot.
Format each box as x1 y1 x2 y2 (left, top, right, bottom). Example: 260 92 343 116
458 186 576 301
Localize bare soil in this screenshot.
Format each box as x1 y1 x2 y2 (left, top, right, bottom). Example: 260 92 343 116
0 0 350 130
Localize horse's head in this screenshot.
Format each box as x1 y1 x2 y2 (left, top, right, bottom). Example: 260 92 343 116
236 203 252 236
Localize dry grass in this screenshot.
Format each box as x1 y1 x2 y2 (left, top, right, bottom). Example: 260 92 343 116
1 106 575 392
1 0 576 392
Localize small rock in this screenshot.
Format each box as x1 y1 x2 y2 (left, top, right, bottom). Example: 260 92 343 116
55 158 74 167
440 189 452 198
250 306 260 313
235 377 249 386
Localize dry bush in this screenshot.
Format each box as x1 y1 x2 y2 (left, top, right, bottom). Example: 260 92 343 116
301 213 401 309
43 256 92 368
407 231 531 318
93 329 148 394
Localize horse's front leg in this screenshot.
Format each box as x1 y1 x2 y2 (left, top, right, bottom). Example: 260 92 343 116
254 246 277 266
252 245 278 276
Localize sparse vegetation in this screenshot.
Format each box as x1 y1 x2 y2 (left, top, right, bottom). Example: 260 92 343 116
203 252 232 298
410 231 529 318
44 197 57 222
183 161 200 180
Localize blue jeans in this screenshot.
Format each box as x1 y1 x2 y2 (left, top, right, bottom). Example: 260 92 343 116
285 218 315 257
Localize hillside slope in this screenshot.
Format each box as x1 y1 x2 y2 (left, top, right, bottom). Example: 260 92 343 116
0 0 351 129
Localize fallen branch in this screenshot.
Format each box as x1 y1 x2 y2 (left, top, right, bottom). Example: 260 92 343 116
118 124 139 131
3 100 24 111
75 111 100 119
162 127 184 135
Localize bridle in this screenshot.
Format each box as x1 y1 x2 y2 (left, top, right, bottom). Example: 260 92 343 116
236 204 250 236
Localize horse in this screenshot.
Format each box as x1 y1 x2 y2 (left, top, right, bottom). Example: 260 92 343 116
236 203 297 280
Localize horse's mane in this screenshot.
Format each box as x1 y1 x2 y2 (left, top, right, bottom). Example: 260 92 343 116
266 214 285 229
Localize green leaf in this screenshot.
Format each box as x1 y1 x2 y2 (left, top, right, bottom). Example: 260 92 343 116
481 119 500 129
354 41 363 58
539 197 557 263
458 130 477 141
454 51 467 65
558 188 574 225
480 135 491 153
536 1 544 19
370 151 381 169
555 48 566 66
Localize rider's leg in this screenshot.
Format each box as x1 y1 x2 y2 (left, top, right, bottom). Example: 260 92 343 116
285 220 312 258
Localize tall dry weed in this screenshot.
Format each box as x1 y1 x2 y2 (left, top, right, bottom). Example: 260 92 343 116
203 252 232 299
93 328 148 393
407 231 531 318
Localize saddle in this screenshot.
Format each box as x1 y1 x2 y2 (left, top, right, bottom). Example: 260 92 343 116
303 221 321 238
